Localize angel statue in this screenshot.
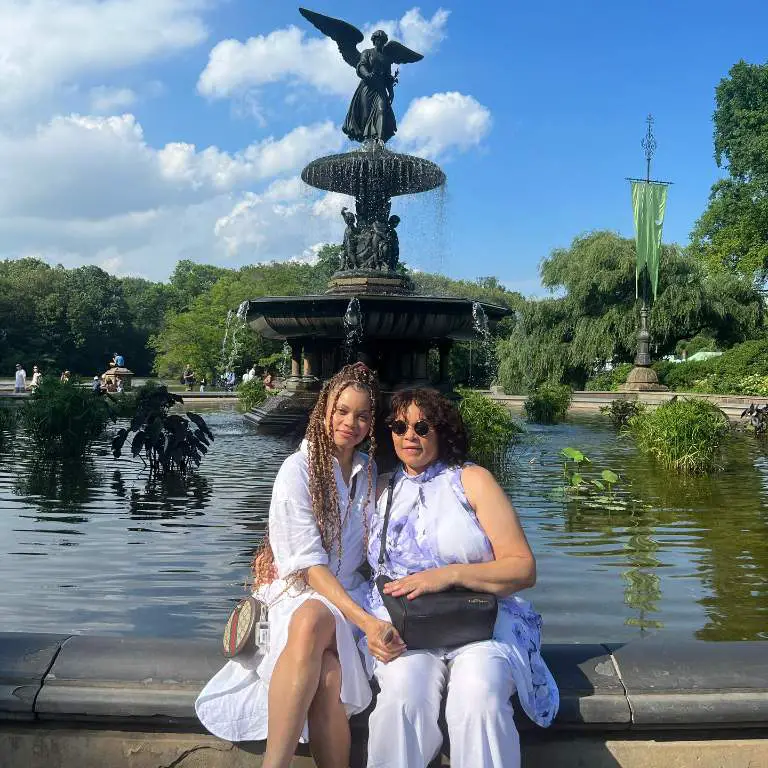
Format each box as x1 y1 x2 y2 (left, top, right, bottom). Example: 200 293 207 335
299 7 423 145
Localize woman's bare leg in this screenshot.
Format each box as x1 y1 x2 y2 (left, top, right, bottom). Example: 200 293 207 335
308 650 350 768
262 600 338 768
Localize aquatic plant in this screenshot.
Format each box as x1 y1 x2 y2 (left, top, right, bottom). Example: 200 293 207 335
627 397 731 474
457 389 523 469
0 405 19 438
20 378 115 457
524 384 572 424
111 383 214 477
559 446 620 497
600 398 646 430
236 378 269 412
740 402 768 437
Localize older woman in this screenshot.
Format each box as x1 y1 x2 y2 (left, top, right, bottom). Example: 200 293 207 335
365 388 559 768
196 363 404 768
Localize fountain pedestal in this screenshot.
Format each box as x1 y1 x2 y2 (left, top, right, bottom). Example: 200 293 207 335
326 270 411 296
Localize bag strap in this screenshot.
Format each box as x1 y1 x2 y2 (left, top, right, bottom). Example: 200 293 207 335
377 473 397 567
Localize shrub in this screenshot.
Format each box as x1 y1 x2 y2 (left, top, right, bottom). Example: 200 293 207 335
600 398 645 430
585 363 634 391
524 383 572 424
628 397 731 474
457 389 523 468
20 378 114 457
236 378 268 411
0 405 19 437
111 384 214 477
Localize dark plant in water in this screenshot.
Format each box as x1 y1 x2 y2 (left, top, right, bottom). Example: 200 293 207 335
524 384 572 425
600 398 645 430
627 397 730 475
0 405 19 439
740 402 768 437
457 388 523 469
20 378 115 457
111 383 214 477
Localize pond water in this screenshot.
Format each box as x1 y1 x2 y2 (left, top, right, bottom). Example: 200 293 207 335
0 405 766 644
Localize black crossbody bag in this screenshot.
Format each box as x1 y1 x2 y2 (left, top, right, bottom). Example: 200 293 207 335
375 473 498 650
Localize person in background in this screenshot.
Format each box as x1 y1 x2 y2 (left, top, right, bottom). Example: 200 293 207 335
14 363 26 393
116 378 125 394
263 370 276 391
92 376 102 393
30 365 42 390
225 369 236 391
199 376 207 393
60 370 71 383
183 364 195 391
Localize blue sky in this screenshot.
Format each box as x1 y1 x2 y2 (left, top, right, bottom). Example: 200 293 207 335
0 1 766 295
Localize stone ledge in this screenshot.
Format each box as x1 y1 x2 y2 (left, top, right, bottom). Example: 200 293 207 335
2 633 768 733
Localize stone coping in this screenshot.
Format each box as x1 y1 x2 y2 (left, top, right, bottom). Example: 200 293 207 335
1 633 767 733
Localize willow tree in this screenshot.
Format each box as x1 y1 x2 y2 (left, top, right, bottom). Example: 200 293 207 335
497 231 763 392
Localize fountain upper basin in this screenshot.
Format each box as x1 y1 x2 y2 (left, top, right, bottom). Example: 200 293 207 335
301 149 445 197
247 294 508 342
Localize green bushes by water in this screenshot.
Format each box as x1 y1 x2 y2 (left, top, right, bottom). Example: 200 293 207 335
20 378 114 457
236 378 269 411
524 384 572 424
600 398 645 429
628 398 731 474
457 389 523 468
585 363 634 391
653 339 768 396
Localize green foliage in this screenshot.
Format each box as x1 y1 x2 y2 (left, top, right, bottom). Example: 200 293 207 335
654 339 768 395
600 398 646 430
20 378 114 457
554 447 624 509
111 383 214 477
690 61 768 285
628 398 731 474
236 378 269 412
585 363 634 391
675 333 718 358
0 405 19 438
496 232 764 393
524 384 572 424
457 389 523 468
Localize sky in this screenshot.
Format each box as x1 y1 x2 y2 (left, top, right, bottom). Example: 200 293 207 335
0 0 766 296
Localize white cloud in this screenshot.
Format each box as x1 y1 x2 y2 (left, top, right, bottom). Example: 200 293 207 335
0 0 209 117
396 92 492 158
198 8 449 101
0 114 349 278
89 86 138 113
214 177 348 258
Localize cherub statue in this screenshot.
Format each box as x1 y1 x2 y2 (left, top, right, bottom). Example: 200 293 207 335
340 207 358 270
299 8 423 145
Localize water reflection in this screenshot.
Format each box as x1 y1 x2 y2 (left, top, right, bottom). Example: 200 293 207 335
0 409 766 642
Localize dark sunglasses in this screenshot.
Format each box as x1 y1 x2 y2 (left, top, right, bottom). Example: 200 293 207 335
388 419 431 437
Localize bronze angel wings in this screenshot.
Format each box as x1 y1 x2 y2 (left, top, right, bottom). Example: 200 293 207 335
299 7 424 68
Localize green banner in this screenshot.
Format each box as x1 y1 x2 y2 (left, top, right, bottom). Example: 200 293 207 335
631 181 668 300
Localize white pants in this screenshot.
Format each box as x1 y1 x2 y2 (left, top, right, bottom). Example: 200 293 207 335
367 643 520 768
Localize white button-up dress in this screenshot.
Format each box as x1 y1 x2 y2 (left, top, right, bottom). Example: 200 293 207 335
195 440 375 742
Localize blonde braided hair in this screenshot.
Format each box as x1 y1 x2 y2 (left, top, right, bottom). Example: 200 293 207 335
252 363 380 589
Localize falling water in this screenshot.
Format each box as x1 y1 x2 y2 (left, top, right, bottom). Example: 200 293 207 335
280 341 291 379
471 301 495 388
343 297 364 363
219 300 250 377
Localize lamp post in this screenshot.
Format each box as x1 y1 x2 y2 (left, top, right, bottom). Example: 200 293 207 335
621 115 671 393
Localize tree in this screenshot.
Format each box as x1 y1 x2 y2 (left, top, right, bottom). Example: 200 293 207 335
690 60 768 285
497 231 764 392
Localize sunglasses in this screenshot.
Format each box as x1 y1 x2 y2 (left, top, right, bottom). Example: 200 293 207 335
389 419 431 437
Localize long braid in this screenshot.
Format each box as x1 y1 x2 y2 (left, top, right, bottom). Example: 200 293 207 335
252 363 379 589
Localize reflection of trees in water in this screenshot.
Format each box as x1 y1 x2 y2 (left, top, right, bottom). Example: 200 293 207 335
559 496 666 634
621 435 768 641
127 471 213 519
12 456 101 520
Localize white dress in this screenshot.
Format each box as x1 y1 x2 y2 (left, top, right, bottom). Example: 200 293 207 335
195 440 375 742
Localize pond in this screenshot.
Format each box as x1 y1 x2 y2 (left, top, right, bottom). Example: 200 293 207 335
0 405 766 644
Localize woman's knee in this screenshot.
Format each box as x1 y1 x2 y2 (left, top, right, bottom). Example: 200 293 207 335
285 602 335 660
445 654 514 722
373 653 445 721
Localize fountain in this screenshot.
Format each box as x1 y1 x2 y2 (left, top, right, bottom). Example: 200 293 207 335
245 8 509 432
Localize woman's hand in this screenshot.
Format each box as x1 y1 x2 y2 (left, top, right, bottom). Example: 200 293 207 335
363 617 406 664
383 567 455 600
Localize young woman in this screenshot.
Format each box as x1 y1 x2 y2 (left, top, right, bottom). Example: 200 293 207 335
196 363 404 768
365 387 559 768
